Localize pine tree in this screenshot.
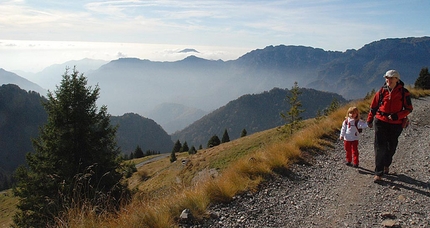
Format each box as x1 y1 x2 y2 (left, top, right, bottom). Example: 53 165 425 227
240 129 247 137
170 150 177 163
324 98 340 116
315 109 324 122
207 135 220 148
172 140 182 153
134 145 144 158
221 129 230 143
188 146 197 155
281 82 304 134
414 67 430 89
13 67 129 227
181 141 189 152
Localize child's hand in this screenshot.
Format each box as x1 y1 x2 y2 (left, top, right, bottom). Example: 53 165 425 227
339 136 343 141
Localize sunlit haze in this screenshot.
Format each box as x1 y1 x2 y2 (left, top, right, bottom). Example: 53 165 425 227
0 40 248 72
1 0 430 73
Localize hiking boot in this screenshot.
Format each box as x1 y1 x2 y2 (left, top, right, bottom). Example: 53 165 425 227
384 166 389 174
373 175 382 182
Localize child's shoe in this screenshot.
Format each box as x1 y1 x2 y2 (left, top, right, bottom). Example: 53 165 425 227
346 162 352 166
353 163 359 168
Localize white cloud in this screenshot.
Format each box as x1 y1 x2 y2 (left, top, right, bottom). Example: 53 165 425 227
0 0 429 72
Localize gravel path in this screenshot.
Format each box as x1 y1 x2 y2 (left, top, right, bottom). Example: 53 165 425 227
184 96 430 228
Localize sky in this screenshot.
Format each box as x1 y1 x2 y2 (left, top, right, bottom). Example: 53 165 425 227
1 0 430 73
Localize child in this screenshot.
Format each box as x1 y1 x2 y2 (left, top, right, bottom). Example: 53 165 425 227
339 107 368 168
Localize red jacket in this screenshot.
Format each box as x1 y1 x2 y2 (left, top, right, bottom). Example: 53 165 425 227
367 81 413 124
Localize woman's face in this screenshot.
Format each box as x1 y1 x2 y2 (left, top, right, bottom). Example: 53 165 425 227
385 76 399 88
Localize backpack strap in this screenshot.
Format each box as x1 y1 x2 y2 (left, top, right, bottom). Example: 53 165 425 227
346 118 362 133
354 119 362 133
377 85 407 112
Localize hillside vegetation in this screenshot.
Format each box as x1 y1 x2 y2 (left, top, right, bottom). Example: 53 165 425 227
0 190 18 227
172 87 346 147
0 84 47 190
2 88 428 227
42 88 426 227
0 85 173 191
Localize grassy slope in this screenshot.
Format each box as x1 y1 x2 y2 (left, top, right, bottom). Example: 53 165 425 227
0 190 18 227
2 88 429 228
127 126 290 195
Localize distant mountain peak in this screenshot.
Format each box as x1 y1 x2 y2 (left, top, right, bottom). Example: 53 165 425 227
179 55 209 62
178 48 199 53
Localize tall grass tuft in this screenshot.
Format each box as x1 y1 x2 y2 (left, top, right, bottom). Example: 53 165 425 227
258 141 300 171
178 186 211 219
113 199 174 228
53 202 109 228
206 172 246 203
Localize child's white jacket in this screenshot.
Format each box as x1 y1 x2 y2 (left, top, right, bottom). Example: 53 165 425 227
340 117 368 141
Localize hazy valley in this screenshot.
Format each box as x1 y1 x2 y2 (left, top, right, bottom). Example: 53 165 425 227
2 36 430 184
4 37 430 136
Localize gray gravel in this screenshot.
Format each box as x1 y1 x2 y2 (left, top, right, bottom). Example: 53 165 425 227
181 96 430 228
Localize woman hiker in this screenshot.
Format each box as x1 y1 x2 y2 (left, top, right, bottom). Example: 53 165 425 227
366 69 413 182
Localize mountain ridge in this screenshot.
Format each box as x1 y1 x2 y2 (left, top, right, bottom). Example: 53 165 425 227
84 36 430 118
2 37 430 133
0 69 46 95
171 87 346 147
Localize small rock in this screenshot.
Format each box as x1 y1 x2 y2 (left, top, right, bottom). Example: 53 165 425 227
381 212 396 219
391 186 400 190
381 219 397 227
180 209 192 220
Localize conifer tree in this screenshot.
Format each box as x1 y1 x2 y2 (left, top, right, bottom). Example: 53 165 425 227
170 150 177 163
172 140 182 153
240 129 247 137
207 135 220 148
134 145 144 158
315 109 324 122
364 88 376 100
414 67 430 89
281 82 304 134
13 67 129 227
324 98 340 116
188 146 197 155
221 129 230 143
181 141 189 152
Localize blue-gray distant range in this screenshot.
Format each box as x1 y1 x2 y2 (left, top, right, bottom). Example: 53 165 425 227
4 37 430 134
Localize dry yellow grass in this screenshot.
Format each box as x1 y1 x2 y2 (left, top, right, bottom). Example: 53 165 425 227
0 190 18 228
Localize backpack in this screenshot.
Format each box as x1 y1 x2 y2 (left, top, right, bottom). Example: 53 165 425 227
345 119 362 133
377 86 410 128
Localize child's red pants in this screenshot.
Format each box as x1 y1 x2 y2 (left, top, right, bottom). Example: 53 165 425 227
344 140 359 165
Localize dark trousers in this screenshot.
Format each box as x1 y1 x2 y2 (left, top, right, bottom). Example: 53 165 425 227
373 119 403 176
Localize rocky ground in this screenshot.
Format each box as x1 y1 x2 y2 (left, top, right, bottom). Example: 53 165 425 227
182 96 430 228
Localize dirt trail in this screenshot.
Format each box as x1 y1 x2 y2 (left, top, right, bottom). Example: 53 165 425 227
299 96 430 227
197 97 430 228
